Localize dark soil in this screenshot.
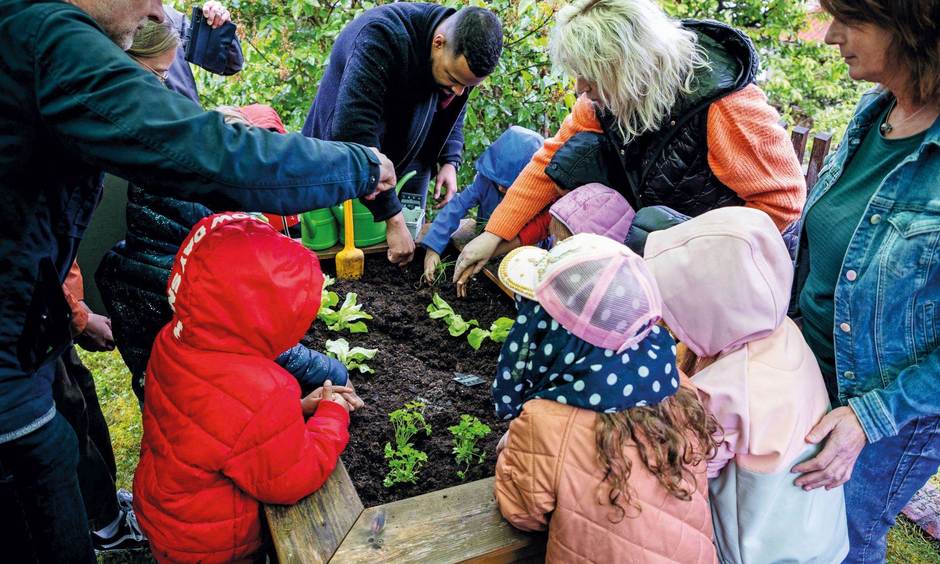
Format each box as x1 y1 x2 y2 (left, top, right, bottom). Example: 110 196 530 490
305 248 514 507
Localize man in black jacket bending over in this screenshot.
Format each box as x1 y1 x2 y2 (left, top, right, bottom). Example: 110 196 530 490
302 3 503 265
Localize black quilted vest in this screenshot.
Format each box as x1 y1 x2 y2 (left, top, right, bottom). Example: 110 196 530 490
548 20 759 217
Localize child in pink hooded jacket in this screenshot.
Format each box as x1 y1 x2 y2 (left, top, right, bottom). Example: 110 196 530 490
644 207 849 564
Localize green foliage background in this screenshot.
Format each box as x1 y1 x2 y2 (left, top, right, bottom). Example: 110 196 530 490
169 0 869 188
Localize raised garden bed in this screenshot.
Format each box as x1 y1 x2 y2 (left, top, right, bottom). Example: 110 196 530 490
305 249 515 507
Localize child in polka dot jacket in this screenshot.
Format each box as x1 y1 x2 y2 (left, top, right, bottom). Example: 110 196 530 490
644 207 848 564
492 234 719 563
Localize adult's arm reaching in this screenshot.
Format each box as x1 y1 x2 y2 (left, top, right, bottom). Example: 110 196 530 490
31 5 394 215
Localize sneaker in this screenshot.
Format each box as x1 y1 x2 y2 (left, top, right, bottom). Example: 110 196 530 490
116 488 134 512
92 509 148 552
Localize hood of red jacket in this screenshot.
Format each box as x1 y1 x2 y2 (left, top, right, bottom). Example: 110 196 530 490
165 213 323 358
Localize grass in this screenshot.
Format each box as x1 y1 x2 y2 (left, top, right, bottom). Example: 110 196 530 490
78 349 141 492
78 349 939 562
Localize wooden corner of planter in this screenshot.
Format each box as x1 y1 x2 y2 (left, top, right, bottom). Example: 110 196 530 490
265 458 364 564
267 465 545 564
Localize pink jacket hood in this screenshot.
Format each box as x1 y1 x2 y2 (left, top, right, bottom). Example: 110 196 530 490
643 207 793 357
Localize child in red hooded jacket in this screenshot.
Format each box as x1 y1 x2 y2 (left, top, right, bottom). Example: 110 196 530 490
133 213 354 563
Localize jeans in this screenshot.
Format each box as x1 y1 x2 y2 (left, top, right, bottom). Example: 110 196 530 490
53 346 120 529
0 412 95 563
843 414 940 563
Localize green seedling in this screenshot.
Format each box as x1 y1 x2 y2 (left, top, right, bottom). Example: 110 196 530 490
319 292 372 334
318 274 340 315
325 338 378 374
427 293 478 337
427 258 456 288
384 400 432 487
449 415 491 480
467 317 515 350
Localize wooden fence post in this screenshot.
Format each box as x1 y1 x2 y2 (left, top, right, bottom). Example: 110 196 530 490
805 132 833 190
790 125 810 165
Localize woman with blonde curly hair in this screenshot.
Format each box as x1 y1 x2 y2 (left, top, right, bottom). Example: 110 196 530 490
454 0 806 288
790 1 940 561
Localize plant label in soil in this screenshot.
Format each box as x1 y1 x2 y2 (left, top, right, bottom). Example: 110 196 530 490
453 372 487 387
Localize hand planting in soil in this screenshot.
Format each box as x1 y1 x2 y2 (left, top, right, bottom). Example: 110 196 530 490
384 401 433 487
318 291 373 334
325 338 378 374
467 316 515 350
427 292 479 337
449 415 492 480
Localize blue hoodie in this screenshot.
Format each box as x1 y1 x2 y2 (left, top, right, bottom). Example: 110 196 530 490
421 126 544 255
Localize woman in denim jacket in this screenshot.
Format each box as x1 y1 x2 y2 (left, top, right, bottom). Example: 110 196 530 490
791 1 940 561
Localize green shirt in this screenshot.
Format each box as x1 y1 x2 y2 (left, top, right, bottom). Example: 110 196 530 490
800 105 926 379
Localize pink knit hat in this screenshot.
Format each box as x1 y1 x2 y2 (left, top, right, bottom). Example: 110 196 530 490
549 184 635 243
532 234 662 352
643 207 794 358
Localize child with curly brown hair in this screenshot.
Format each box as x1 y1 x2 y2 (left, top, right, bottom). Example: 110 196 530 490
492 234 719 563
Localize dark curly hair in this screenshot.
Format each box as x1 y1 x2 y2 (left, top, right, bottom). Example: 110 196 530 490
595 386 720 522
820 0 940 103
449 7 503 77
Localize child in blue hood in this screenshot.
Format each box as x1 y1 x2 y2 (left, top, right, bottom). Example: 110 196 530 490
421 126 544 282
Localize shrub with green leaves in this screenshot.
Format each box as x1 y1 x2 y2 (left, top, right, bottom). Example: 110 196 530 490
467 317 515 350
427 293 479 337
384 401 432 487
449 415 492 480
325 338 378 374
319 292 372 333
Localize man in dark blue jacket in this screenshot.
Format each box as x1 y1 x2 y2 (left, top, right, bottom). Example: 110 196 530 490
0 0 394 560
302 3 503 266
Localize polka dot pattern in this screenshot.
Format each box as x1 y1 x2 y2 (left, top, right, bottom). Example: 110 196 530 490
492 296 680 420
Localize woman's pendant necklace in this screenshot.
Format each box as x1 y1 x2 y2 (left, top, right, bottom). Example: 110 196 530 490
881 99 928 135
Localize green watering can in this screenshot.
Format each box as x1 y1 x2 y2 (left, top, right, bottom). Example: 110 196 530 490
301 171 419 249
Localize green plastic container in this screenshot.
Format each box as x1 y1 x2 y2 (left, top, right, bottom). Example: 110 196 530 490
300 208 340 251
331 199 387 247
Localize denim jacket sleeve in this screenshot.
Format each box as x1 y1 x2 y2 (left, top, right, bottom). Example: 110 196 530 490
276 344 349 396
420 175 486 255
849 347 940 443
33 7 379 216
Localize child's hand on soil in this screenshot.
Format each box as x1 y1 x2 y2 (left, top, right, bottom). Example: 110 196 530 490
301 380 355 417
339 380 365 413
422 250 441 284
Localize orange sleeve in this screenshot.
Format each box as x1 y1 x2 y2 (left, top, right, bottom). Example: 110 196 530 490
707 84 806 231
493 410 557 532
486 95 603 240
62 261 88 336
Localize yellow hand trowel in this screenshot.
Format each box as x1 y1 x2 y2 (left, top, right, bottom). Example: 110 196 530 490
336 199 363 280
335 170 417 280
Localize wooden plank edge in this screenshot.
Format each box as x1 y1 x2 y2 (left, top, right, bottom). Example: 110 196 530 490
265 458 364 564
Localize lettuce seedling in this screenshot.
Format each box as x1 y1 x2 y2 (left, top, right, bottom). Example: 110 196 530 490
467 317 515 350
449 415 491 480
325 338 378 374
318 274 340 314
427 293 478 337
319 292 372 333
384 400 432 487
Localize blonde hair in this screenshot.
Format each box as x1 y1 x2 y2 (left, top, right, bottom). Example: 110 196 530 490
213 106 251 127
550 0 708 142
127 20 179 59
